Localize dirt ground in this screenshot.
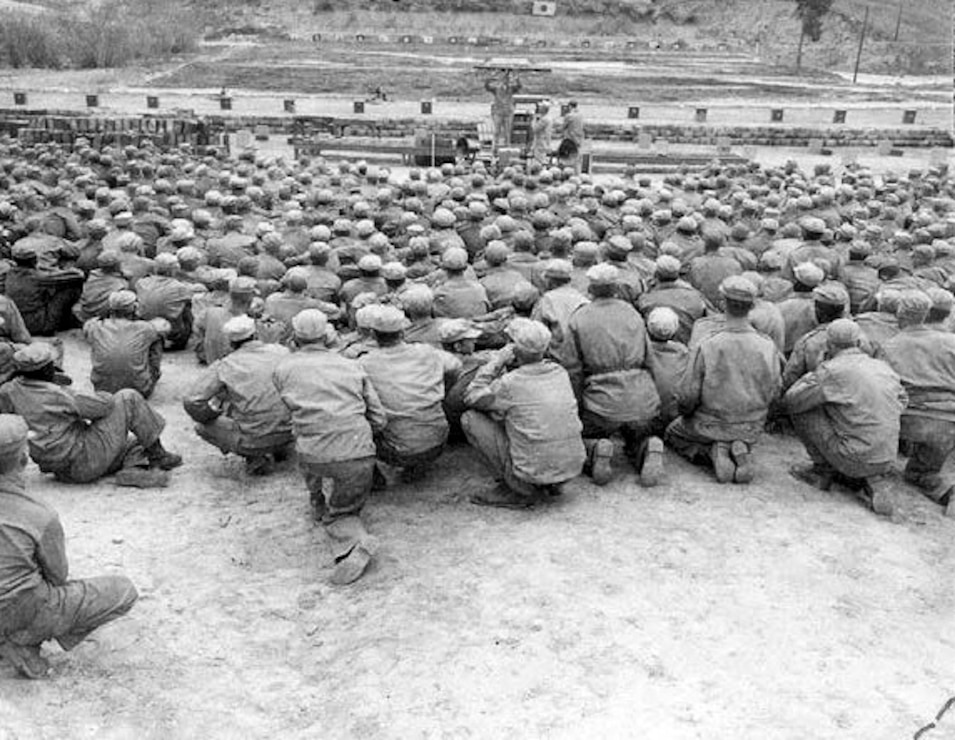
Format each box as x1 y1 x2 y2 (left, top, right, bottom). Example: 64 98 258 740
0 328 953 739
0 34 953 737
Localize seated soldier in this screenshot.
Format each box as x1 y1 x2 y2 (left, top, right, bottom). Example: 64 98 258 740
785 318 907 516
194 276 256 365
565 264 664 487
272 310 387 586
882 291 955 515
72 250 129 324
83 290 165 398
6 242 84 336
666 276 782 484
432 247 491 319
359 306 461 482
645 306 689 436
0 415 138 679
439 319 492 443
134 253 197 351
0 344 182 487
462 318 586 508
183 315 294 476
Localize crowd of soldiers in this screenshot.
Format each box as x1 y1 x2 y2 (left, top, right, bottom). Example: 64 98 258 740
1 133 955 678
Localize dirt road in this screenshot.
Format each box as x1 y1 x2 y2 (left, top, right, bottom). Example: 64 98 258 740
0 333 952 739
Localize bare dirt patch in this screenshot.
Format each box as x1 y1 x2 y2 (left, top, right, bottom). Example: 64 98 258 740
0 332 952 738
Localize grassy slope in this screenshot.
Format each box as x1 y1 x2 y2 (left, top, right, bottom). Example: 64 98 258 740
196 0 949 74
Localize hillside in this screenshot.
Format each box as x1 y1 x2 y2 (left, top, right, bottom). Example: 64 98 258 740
190 0 950 75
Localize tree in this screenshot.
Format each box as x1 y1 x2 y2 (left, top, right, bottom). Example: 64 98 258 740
793 0 834 71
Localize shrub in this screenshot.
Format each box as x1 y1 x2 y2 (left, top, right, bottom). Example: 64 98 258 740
0 12 62 68
0 0 197 70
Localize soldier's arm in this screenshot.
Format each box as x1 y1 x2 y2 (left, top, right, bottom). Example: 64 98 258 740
676 344 705 416
563 318 584 400
362 374 388 432
182 366 226 423
437 348 463 388
781 343 807 392
782 371 826 415
1 300 30 344
74 391 115 420
463 346 512 411
36 515 69 586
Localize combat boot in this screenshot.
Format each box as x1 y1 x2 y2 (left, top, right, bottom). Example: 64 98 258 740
145 440 183 471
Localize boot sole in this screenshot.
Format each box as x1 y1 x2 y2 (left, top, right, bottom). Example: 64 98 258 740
731 441 753 484
591 439 614 486
640 437 664 487
712 443 734 484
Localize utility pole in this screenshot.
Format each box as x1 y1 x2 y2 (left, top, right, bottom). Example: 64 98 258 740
852 5 869 84
893 0 903 41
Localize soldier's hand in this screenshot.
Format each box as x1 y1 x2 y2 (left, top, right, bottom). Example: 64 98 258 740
495 344 516 368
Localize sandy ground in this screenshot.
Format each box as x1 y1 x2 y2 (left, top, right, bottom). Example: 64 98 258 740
0 332 952 739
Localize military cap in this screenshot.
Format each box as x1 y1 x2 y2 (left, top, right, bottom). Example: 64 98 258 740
826 318 861 348
87 218 109 236
14 343 57 372
757 251 784 271
719 275 757 304
812 282 849 308
837 223 858 240
371 305 411 333
310 224 332 241
646 306 680 340
511 281 539 310
354 303 383 330
586 263 619 286
730 223 750 241
431 208 456 228
229 276 258 296
530 210 554 229
495 214 517 233
96 250 121 268
357 254 382 273
484 241 510 266
654 255 682 280
439 319 482 344
176 246 202 265
291 309 328 341
544 259 573 280
506 318 551 354
927 286 954 314
115 232 144 254
897 290 933 321
676 216 697 234
798 216 826 236
398 284 433 312
155 253 179 270
605 235 632 257
283 268 309 292
381 262 407 281
0 414 28 457
658 241 682 258
793 262 825 287
223 315 256 342
11 242 36 260
913 244 935 262
355 219 376 238
108 290 138 311
441 247 469 271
